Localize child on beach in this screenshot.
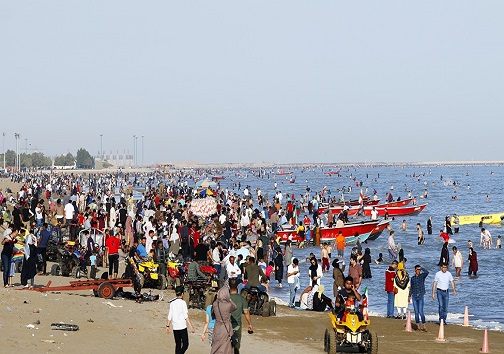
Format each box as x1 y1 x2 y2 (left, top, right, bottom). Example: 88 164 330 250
497 236 502 249
338 292 356 321
265 261 274 280
321 243 330 272
89 251 98 280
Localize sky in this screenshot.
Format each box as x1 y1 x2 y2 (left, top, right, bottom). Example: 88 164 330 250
1 1 503 165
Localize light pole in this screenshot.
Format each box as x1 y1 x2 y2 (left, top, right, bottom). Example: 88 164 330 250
141 135 144 166
135 136 138 167
2 132 5 170
14 133 20 170
25 138 28 154
133 135 136 166
100 134 103 161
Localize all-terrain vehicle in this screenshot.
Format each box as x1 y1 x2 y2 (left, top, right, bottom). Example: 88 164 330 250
182 265 218 309
167 258 188 289
323 308 376 354
50 242 88 278
137 260 167 290
240 286 276 317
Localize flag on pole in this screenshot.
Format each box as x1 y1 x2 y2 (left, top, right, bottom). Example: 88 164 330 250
361 286 369 320
359 188 364 206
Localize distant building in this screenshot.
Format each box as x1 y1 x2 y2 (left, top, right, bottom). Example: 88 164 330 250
100 152 134 168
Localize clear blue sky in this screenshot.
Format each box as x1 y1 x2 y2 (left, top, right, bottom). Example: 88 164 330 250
1 1 503 164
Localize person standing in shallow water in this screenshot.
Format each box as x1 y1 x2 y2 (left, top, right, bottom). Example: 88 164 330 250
416 223 425 245
427 217 433 235
451 246 463 278
361 248 372 279
468 247 478 276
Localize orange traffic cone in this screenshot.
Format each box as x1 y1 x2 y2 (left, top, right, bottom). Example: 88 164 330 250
463 306 470 327
405 310 412 332
480 328 490 353
435 319 446 341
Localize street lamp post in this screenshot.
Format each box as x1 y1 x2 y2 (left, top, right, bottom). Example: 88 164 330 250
14 133 20 170
141 135 144 166
133 135 136 167
2 132 5 170
100 134 103 161
135 136 138 167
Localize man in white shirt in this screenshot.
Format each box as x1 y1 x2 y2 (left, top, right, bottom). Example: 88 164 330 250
219 212 227 225
287 258 300 308
226 255 241 280
240 212 250 235
212 242 223 274
480 228 492 249
166 286 195 353
370 207 378 221
64 201 75 226
432 264 457 325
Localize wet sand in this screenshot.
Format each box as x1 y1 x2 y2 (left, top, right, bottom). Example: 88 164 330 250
1 272 503 354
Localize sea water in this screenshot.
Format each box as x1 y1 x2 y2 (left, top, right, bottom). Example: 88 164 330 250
209 164 504 331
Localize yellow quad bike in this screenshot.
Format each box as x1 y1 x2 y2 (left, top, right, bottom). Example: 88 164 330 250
324 311 377 354
137 260 167 290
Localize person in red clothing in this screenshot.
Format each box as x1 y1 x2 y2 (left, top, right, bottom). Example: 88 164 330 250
106 232 121 279
438 229 450 243
385 260 398 318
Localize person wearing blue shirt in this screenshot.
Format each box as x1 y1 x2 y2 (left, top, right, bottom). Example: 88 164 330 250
409 265 429 331
136 237 148 261
37 223 52 275
201 296 217 346
432 263 457 325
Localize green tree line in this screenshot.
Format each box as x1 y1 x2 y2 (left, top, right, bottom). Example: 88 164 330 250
0 148 95 169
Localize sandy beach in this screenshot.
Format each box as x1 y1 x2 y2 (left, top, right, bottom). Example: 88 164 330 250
1 273 503 354
1 177 504 354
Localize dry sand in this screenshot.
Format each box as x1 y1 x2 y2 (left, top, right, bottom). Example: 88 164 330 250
1 271 504 354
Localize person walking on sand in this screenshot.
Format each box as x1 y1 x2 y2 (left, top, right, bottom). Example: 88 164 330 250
287 258 300 308
211 285 237 354
432 263 457 325
385 260 398 318
394 262 410 319
409 265 429 331
229 278 253 354
167 286 195 354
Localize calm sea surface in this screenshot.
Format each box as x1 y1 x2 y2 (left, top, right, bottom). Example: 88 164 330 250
206 164 504 331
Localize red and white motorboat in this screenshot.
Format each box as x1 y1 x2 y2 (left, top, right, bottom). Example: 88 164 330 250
276 219 390 243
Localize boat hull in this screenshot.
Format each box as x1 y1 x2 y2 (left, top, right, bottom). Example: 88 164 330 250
458 212 504 225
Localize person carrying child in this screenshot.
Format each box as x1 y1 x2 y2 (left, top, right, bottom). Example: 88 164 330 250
339 292 357 321
335 276 363 321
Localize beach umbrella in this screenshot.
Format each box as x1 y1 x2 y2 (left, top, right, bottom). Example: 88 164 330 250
196 179 216 188
200 189 214 196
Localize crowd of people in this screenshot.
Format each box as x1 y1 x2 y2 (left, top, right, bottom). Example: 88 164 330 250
1 168 503 353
